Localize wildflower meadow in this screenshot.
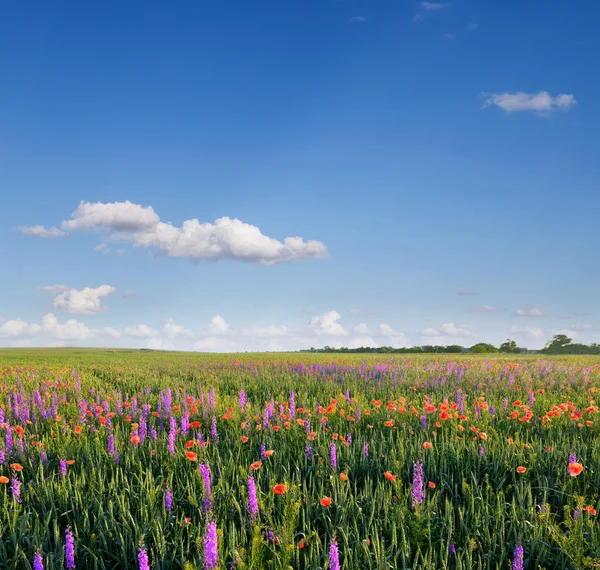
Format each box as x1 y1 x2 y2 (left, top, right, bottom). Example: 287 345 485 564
1 350 599 569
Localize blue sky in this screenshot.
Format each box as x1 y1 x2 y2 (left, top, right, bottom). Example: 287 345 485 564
1 0 598 351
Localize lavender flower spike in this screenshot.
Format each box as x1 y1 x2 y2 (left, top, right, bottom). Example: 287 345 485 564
204 520 219 570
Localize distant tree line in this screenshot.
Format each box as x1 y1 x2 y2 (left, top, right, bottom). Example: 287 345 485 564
300 335 600 355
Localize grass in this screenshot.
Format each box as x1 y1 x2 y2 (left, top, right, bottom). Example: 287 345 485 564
0 350 598 568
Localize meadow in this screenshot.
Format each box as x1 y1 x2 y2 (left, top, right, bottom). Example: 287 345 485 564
0 349 599 569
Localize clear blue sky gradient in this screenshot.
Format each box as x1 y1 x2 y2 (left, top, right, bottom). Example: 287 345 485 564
1 1 598 350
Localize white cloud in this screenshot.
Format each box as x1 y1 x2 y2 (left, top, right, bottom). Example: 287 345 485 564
163 318 193 339
0 319 42 338
99 327 122 339
207 314 229 335
48 285 116 315
308 311 347 336
515 307 545 317
19 225 66 238
482 91 576 115
421 2 451 10
123 324 158 338
62 200 161 232
95 244 110 254
353 323 370 334
419 322 473 338
509 325 544 340
42 313 94 340
471 305 496 313
26 200 328 266
349 16 365 22
378 323 409 347
350 336 378 348
39 284 69 293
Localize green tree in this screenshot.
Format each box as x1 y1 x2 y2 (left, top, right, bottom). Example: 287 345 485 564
543 334 573 354
470 342 499 353
499 339 522 353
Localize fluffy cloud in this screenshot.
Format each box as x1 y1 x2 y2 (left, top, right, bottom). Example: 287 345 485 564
378 324 408 347
42 313 94 340
19 225 66 238
350 336 378 348
123 324 159 338
23 200 328 266
353 323 370 334
419 322 473 338
0 319 42 338
515 308 545 317
482 91 576 115
44 285 116 315
163 319 193 339
308 311 347 336
207 315 230 335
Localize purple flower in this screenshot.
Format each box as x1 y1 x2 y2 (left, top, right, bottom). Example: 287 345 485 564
289 390 296 419
330 442 337 470
211 416 218 441
248 476 259 521
420 415 427 430
11 476 21 503
574 509 579 521
479 447 485 457
529 392 534 407
199 463 212 512
60 459 67 478
168 416 177 455
260 443 267 461
65 527 76 569
569 452 577 465
503 397 508 412
203 520 219 570
138 546 150 570
328 540 340 570
363 443 369 458
165 489 173 514
412 460 424 507
305 445 313 461
33 550 44 570
512 543 524 570
449 543 455 556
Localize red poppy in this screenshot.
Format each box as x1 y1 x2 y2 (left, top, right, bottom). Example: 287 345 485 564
320 496 332 507
273 484 287 495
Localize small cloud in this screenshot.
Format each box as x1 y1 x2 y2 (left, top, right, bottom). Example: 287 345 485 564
482 91 577 115
123 324 159 338
349 16 365 22
466 22 479 32
43 285 117 315
20 225 67 238
515 308 545 317
443 33 456 40
419 322 473 338
468 305 496 313
353 323 370 334
207 314 230 336
458 290 476 296
421 2 452 10
95 244 110 254
308 310 347 336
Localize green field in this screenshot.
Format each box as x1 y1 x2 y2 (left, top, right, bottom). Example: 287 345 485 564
0 349 599 569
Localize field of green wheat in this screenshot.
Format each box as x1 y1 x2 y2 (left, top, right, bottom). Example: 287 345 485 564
0 349 599 569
